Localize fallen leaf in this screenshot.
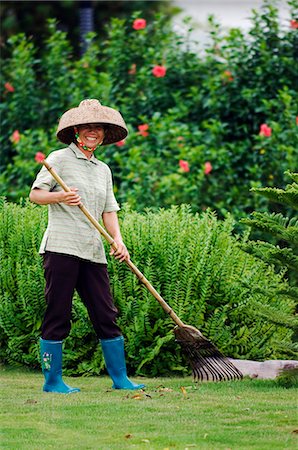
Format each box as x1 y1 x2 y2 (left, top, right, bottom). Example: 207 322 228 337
132 394 142 400
125 434 133 439
141 439 150 443
292 429 298 434
180 386 187 397
25 399 37 404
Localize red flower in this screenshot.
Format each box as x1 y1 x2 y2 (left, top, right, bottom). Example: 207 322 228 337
4 82 14 93
133 18 146 30
179 160 190 173
152 65 167 78
35 152 46 163
259 123 272 137
128 63 137 75
115 140 125 147
290 19 298 29
11 130 20 143
204 161 213 175
138 124 149 132
138 124 149 137
223 70 234 81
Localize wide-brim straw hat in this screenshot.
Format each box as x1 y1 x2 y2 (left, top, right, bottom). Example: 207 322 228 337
56 99 128 145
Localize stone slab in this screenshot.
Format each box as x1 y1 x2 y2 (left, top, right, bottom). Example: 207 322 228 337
229 359 298 379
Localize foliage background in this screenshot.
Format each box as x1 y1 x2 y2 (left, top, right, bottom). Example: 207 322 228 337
0 200 296 375
0 0 172 57
1 1 297 220
0 1 297 374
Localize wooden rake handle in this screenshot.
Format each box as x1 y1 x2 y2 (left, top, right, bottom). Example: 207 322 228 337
42 159 185 328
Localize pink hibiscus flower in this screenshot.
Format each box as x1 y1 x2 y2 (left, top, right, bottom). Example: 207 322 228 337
133 19 146 30
179 160 190 172
152 65 167 78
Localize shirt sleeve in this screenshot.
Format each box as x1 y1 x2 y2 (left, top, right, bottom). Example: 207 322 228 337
31 152 61 192
103 166 120 212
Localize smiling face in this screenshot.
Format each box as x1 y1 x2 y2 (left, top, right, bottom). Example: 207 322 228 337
75 123 105 149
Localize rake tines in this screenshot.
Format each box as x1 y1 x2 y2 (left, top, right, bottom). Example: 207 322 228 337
174 325 243 382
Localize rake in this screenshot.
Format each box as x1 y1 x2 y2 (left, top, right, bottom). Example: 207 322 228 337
38 155 243 382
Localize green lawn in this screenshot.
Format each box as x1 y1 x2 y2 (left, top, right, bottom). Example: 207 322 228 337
1 366 297 450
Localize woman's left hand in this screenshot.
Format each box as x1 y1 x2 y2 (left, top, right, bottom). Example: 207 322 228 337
110 239 130 262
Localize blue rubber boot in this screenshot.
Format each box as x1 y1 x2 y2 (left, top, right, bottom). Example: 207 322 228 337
40 339 80 394
100 336 145 390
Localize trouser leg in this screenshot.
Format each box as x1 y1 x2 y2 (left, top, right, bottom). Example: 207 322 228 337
76 261 121 339
41 252 79 340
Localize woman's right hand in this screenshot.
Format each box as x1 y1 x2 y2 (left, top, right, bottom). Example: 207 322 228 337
30 187 81 206
59 188 81 206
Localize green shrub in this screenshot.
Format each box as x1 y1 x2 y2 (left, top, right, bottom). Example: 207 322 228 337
241 172 298 286
275 366 298 388
241 172 298 350
0 200 296 375
1 2 297 219
0 128 57 202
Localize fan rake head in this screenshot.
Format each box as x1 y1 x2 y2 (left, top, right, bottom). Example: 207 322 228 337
174 325 243 382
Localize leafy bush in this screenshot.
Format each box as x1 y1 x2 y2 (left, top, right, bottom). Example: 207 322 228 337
276 366 298 388
241 172 298 350
1 2 297 219
0 200 296 376
241 171 298 286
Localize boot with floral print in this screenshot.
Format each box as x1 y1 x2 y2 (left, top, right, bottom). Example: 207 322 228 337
40 339 80 394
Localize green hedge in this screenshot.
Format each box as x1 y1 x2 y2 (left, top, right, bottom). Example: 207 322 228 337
0 199 296 376
1 2 298 219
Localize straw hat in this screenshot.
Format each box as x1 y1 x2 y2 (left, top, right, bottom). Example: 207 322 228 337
56 99 128 145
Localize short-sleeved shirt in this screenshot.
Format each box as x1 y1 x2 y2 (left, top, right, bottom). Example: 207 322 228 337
31 142 120 263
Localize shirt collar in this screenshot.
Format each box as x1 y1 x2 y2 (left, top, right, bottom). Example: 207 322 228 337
69 142 100 165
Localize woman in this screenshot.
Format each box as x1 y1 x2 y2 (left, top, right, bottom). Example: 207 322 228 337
30 99 145 393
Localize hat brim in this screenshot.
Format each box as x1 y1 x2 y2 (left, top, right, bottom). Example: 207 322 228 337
57 122 128 146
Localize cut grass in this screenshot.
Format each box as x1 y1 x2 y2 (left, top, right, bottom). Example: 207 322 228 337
1 366 297 449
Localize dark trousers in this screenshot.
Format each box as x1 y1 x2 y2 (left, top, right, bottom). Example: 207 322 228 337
41 252 122 340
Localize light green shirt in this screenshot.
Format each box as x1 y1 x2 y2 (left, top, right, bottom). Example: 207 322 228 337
32 143 120 263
